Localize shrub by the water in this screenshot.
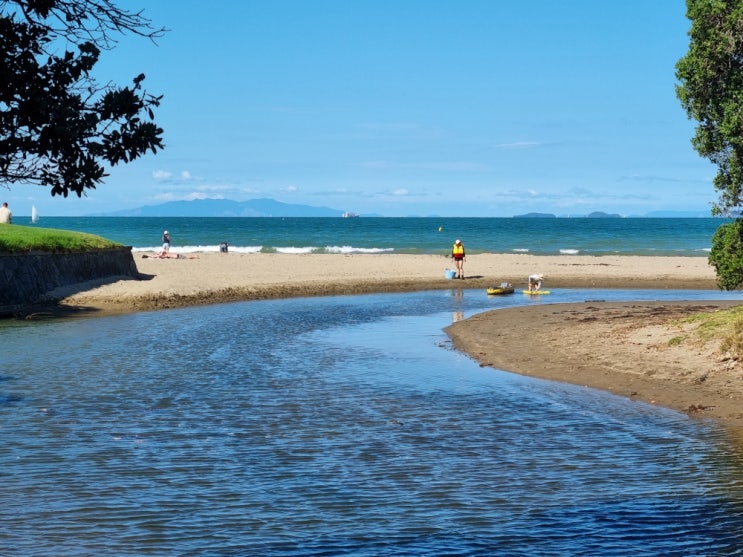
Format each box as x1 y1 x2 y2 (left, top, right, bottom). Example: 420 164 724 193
709 219 743 291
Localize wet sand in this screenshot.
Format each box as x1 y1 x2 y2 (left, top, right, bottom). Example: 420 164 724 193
52 252 743 428
446 300 743 429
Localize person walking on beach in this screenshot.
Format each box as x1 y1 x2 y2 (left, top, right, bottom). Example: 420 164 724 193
528 273 544 292
161 230 171 255
0 202 12 224
452 239 466 279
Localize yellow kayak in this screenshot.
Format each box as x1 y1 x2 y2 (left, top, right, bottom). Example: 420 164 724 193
487 286 515 295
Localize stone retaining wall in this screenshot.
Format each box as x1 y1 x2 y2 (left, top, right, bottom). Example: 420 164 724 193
0 247 137 315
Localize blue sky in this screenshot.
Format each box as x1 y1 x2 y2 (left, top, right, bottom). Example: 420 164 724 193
4 1 718 217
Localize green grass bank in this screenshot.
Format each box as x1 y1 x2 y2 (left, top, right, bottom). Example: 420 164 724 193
0 224 136 316
0 223 122 253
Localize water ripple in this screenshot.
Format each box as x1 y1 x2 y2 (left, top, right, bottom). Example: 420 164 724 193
3 290 743 555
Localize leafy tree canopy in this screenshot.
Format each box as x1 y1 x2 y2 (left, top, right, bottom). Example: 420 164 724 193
0 0 165 197
676 0 743 290
676 0 743 216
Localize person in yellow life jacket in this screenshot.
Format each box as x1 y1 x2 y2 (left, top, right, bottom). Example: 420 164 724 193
451 239 466 279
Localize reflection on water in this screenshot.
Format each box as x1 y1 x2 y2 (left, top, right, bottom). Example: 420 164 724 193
2 289 743 556
451 287 464 323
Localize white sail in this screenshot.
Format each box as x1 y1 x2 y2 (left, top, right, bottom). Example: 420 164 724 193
31 205 38 223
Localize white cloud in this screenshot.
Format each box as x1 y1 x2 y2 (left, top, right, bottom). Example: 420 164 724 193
152 191 225 202
152 169 197 183
195 184 234 193
152 170 172 179
153 192 177 201
184 192 223 201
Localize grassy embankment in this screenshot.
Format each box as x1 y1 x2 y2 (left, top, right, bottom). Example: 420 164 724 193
675 305 743 362
0 224 122 252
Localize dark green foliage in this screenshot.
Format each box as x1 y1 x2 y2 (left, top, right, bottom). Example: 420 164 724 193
676 0 743 216
0 0 164 197
677 1 743 289
709 219 743 290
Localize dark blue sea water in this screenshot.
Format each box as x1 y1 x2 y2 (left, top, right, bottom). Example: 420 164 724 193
14 216 728 256
3 288 743 556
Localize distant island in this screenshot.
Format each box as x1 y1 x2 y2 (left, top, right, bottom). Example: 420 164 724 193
512 212 557 218
514 210 713 218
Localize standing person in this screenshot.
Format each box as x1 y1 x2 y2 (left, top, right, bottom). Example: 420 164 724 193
0 202 11 224
451 239 466 279
528 273 544 292
161 230 171 255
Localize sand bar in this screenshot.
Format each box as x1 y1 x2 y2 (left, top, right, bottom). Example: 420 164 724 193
446 300 743 430
52 252 743 429
56 252 718 312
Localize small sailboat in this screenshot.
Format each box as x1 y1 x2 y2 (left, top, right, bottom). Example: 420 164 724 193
31 205 39 223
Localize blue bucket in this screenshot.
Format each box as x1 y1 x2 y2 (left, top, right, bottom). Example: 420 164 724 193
444 269 456 279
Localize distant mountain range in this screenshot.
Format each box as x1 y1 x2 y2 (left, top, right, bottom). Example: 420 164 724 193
93 198 715 218
94 198 358 217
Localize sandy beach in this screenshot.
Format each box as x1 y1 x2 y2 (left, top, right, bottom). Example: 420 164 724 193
56 252 718 312
53 252 743 428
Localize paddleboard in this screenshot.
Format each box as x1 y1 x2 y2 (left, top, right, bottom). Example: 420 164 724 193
522 290 550 295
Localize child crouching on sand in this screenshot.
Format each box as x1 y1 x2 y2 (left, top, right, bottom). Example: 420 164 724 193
528 273 544 292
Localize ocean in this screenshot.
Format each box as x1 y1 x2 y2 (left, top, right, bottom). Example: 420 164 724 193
14 216 728 256
3 217 743 555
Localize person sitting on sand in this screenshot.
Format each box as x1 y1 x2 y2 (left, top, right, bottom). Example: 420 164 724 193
143 253 198 260
528 273 544 292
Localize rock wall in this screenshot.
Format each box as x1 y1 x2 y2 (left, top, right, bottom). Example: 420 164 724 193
0 247 137 315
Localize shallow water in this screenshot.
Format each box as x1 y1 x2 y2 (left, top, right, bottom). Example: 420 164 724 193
3 289 743 556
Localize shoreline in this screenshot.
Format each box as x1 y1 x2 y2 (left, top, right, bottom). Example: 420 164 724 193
47 252 743 430
53 252 719 315
446 301 743 430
